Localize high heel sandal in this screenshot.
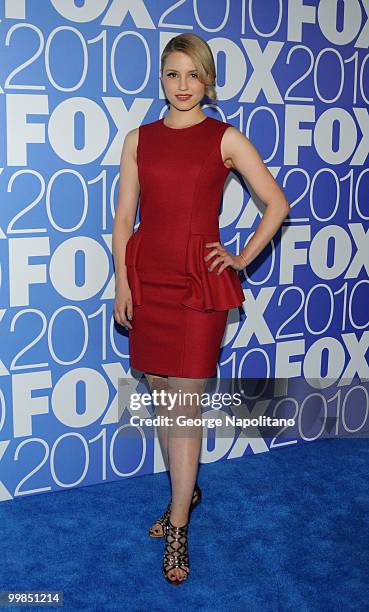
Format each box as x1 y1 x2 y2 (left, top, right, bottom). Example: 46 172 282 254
163 519 190 585
148 483 201 538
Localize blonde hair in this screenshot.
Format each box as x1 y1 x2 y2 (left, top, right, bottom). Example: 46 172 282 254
160 33 217 102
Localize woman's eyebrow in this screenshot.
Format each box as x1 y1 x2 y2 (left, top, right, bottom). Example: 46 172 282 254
165 69 198 72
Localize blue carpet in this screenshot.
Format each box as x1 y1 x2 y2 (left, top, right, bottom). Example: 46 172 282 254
1 438 368 611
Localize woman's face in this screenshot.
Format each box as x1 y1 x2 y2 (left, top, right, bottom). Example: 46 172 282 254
161 51 206 111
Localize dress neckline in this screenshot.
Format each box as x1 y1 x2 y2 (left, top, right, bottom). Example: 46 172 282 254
161 116 209 131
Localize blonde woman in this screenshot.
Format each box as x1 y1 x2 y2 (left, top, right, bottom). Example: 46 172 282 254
113 33 290 585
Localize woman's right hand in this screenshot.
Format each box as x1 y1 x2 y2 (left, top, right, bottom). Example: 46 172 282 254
114 282 133 330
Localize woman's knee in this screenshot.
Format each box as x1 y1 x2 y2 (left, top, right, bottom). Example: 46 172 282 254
166 377 208 417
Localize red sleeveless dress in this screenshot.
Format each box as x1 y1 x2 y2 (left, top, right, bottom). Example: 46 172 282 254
125 115 245 378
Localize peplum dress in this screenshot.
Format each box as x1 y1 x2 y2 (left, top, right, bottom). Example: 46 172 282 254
125 115 245 378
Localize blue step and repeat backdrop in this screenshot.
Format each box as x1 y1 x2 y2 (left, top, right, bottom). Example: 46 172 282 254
1 0 369 502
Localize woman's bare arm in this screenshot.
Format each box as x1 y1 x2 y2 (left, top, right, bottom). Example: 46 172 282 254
112 127 140 328
221 126 291 267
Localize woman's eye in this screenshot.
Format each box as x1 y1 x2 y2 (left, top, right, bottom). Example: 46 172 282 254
166 72 198 78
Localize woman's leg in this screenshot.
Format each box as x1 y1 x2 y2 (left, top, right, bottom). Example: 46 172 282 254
165 375 208 582
144 372 171 537
144 372 169 466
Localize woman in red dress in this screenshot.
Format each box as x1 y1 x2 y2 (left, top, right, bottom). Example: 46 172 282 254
113 33 290 585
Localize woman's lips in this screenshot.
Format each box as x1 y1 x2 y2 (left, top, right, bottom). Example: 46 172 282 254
176 95 192 100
